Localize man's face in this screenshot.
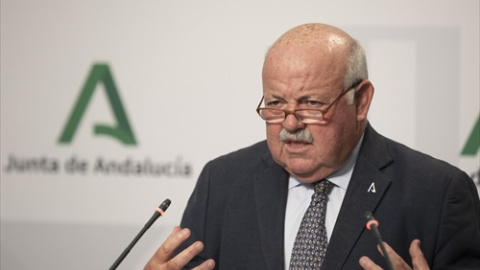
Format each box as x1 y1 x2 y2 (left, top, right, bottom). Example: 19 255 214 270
262 43 365 183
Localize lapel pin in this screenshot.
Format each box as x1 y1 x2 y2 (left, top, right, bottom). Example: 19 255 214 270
368 182 376 193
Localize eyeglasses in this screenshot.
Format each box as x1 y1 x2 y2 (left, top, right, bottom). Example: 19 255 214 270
256 80 362 124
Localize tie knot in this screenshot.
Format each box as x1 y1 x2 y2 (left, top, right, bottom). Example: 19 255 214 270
313 179 334 195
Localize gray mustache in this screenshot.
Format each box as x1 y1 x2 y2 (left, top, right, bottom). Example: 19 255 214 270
279 129 313 143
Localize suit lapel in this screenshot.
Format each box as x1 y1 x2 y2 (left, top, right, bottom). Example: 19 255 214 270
253 152 289 270
323 125 394 269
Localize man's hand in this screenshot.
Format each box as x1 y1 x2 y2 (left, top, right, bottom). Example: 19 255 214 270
144 226 215 270
359 239 430 270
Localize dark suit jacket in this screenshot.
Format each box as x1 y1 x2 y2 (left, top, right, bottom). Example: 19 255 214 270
178 125 480 269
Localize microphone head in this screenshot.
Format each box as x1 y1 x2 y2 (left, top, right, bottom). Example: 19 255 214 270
159 199 171 212
364 211 379 230
364 211 374 221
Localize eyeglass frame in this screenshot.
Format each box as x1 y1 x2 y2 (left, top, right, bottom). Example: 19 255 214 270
256 79 363 124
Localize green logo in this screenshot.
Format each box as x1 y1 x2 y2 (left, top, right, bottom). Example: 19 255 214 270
461 115 479 156
58 63 137 145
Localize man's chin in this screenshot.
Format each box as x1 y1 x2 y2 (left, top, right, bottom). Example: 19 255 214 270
283 163 319 182
283 160 335 183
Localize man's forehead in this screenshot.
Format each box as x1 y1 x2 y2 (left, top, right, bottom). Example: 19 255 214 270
263 43 346 81
265 28 351 69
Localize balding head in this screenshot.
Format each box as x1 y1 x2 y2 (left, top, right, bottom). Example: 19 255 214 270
264 23 368 90
273 23 351 48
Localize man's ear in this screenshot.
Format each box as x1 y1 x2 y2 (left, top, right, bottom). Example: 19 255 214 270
355 80 374 122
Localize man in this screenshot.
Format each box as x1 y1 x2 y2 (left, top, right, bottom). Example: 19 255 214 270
145 23 480 269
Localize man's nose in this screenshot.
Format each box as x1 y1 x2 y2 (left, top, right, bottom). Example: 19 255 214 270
282 111 306 132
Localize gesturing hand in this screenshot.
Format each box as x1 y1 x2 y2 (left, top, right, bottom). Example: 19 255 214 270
144 226 215 270
359 239 430 270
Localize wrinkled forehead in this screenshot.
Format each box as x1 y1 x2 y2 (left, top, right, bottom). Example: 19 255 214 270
263 24 351 73
262 41 349 87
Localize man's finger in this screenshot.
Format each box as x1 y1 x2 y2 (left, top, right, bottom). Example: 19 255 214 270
192 259 215 270
164 241 207 270
147 226 191 265
410 239 429 270
379 242 412 270
144 226 216 270
359 256 384 270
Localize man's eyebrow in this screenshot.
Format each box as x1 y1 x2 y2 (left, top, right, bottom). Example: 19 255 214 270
265 94 326 102
266 94 285 100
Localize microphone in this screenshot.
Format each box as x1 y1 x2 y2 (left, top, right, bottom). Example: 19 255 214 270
109 199 171 270
364 211 394 270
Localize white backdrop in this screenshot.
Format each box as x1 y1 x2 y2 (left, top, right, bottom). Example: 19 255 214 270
1 1 479 269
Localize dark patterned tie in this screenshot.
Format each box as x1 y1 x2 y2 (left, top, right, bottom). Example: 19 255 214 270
289 179 334 270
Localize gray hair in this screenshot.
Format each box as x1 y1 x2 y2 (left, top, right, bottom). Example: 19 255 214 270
344 39 368 104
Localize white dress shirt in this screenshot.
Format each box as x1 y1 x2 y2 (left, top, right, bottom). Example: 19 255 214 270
284 136 364 267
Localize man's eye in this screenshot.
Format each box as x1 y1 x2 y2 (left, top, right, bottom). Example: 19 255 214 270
267 101 282 107
307 100 322 106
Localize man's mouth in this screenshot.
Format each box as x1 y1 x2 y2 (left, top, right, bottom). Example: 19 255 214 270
285 140 309 144
283 139 312 146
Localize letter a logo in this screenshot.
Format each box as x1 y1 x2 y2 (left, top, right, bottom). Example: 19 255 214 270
58 63 137 145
